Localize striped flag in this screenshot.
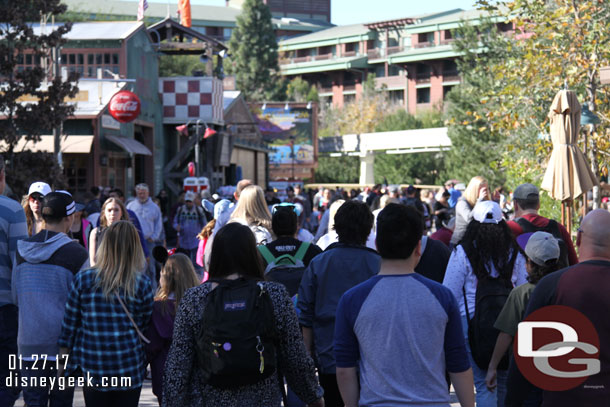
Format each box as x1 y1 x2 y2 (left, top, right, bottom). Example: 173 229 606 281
137 0 148 21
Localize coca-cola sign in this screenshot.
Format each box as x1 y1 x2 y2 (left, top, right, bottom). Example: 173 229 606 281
108 90 141 123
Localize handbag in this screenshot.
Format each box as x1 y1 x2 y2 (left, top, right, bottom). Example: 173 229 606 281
115 292 151 345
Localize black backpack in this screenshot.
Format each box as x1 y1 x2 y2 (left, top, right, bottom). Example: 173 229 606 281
196 279 278 388
258 242 310 299
463 249 516 371
515 218 569 267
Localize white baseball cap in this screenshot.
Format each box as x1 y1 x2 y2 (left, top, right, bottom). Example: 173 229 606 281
184 191 196 202
28 182 52 197
472 200 503 224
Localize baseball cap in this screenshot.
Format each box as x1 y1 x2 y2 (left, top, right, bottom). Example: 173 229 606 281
513 183 539 200
42 192 76 218
184 191 196 202
523 231 560 266
28 182 52 198
471 200 503 224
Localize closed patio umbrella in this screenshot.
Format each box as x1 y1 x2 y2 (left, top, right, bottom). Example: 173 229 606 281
541 89 598 230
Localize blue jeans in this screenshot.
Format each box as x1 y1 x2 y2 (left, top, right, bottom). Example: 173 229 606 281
0 304 20 407
461 316 507 407
20 360 75 407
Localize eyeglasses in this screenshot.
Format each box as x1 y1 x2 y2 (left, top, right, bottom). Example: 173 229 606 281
577 227 585 234
29 194 43 202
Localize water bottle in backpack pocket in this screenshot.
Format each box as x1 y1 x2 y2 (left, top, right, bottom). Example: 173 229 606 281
196 279 278 388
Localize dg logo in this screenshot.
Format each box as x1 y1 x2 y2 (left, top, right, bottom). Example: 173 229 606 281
515 305 601 391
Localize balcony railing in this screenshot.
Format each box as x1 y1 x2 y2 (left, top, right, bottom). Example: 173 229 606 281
342 50 357 57
318 86 333 94
439 39 455 46
387 46 404 55
414 42 433 49
280 53 337 65
367 48 384 59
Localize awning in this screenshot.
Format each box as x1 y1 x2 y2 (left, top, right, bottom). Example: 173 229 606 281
2 135 94 153
105 135 152 156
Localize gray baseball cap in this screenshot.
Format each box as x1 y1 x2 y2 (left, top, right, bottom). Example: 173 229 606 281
513 183 539 200
524 231 560 266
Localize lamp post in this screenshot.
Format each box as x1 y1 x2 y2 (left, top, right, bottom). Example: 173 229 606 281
581 103 600 211
289 135 296 181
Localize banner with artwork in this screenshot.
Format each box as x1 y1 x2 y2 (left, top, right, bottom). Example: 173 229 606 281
253 106 314 165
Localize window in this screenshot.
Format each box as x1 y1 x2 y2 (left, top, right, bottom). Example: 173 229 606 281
223 28 233 40
418 32 434 44
344 94 356 104
375 65 386 78
345 42 359 55
389 90 404 104
417 88 430 104
444 30 453 40
443 85 455 99
389 65 403 77
59 51 120 78
416 63 431 81
442 60 458 77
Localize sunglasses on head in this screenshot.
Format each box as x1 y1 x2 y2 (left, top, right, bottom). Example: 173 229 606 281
272 202 302 217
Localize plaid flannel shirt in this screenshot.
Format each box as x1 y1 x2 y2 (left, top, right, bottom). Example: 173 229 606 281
58 268 153 390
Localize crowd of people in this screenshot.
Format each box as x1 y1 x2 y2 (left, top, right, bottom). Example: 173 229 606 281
0 154 608 407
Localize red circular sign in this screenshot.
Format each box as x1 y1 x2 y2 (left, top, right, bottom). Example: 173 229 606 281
514 305 600 391
108 90 141 123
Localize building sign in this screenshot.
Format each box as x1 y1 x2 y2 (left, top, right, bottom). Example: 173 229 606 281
108 90 141 123
101 114 121 130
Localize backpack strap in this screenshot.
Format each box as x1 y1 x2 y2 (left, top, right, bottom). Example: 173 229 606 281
294 241 310 261
257 245 277 265
462 286 471 324
515 217 535 233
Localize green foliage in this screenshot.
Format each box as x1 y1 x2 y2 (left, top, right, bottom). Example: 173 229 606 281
373 109 445 185
317 90 445 184
286 77 319 102
6 151 67 198
443 18 520 187
159 55 207 77
315 155 359 183
0 0 79 172
226 0 280 101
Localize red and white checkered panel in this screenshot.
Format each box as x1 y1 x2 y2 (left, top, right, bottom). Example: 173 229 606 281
159 77 223 124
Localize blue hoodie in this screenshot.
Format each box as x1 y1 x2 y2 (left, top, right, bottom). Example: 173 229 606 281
12 230 89 358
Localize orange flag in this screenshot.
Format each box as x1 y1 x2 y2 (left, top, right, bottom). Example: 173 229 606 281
178 0 191 27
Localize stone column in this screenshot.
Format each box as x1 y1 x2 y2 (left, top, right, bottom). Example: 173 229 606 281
359 151 375 185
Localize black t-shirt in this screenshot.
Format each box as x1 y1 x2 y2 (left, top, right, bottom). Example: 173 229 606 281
433 201 452 229
263 236 322 267
415 236 451 284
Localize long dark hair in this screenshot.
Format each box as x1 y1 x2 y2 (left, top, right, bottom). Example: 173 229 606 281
460 220 520 282
208 223 264 280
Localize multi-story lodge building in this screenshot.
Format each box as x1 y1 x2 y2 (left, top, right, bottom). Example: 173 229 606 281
279 9 512 113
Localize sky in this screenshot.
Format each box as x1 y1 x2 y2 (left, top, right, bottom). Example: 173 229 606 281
143 0 478 25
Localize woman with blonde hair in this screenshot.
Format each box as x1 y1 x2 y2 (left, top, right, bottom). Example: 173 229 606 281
146 253 200 405
450 175 490 246
89 197 129 265
58 221 153 407
229 184 273 245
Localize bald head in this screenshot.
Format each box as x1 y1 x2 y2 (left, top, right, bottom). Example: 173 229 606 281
578 209 610 260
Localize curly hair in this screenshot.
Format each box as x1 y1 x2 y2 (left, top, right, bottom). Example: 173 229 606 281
460 220 520 282
527 259 561 284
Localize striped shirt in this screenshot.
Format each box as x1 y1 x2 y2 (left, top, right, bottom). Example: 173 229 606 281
0 195 27 306
58 268 153 390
